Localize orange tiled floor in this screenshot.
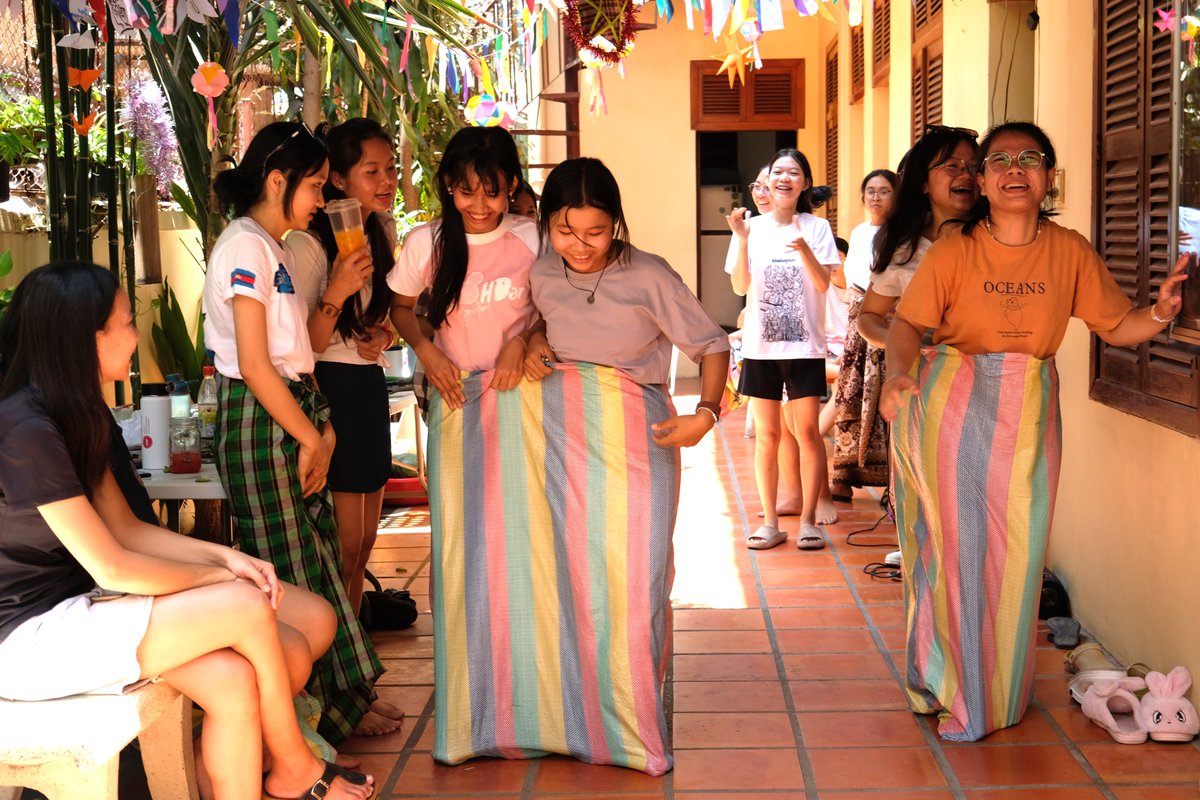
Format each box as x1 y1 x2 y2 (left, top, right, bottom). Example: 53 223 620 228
347 384 1200 799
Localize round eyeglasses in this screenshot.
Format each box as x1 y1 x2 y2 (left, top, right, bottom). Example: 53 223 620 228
864 188 893 199
748 182 771 195
931 157 978 178
983 149 1046 172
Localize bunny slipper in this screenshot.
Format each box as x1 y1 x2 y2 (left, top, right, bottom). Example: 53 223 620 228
1081 676 1149 744
1137 666 1200 742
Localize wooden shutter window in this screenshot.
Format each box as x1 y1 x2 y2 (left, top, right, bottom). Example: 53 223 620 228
912 40 941 143
913 0 942 45
872 0 891 86
850 25 865 103
825 40 839 236
926 50 943 127
1093 0 1200 435
690 59 805 131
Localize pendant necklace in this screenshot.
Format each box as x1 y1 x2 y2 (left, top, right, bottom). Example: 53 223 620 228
562 260 607 304
985 215 1041 246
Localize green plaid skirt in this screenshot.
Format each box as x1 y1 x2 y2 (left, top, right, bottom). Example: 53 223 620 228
215 375 383 744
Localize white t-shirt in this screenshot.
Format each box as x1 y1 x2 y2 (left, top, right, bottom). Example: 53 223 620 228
725 212 840 360
843 222 880 293
825 284 853 359
202 217 315 381
386 214 540 372
870 236 933 298
287 214 395 367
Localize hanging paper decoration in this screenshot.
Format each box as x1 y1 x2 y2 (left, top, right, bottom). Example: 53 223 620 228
564 0 639 67
57 29 97 48
465 93 516 128
67 111 97 135
68 67 103 91
191 61 229 148
1154 7 1177 33
712 33 755 87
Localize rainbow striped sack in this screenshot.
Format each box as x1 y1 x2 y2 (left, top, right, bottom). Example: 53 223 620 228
427 364 678 775
890 346 1061 742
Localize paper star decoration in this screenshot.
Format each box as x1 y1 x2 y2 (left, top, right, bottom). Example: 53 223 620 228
713 33 754 88
1155 7 1177 33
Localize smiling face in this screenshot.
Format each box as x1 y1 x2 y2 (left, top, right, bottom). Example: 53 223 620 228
95 292 139 383
283 163 329 229
334 137 398 216
862 174 895 225
768 155 811 211
924 139 979 219
450 167 517 235
547 205 615 274
750 167 773 214
978 131 1054 217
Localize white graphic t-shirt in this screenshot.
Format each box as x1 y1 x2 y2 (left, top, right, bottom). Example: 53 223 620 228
386 214 540 372
726 212 840 359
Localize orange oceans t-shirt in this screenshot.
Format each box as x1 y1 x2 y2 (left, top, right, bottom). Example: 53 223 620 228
895 221 1133 358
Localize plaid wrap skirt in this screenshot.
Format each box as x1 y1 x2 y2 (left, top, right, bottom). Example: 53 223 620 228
215 375 384 744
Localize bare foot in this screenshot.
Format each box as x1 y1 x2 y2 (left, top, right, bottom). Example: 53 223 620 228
264 760 374 799
816 497 839 525
353 709 403 736
371 699 405 722
757 500 803 518
831 481 853 501
336 753 362 770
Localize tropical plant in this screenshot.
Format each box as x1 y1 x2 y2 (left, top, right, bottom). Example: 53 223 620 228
0 97 47 166
150 279 205 400
138 0 478 253
0 250 13 323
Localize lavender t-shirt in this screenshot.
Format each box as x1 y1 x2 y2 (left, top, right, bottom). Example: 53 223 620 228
531 245 729 385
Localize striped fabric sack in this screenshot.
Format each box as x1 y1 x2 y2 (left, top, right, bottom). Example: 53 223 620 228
890 346 1062 742
427 363 678 775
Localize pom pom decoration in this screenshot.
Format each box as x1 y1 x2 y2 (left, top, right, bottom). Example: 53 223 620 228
563 0 639 67
465 93 516 128
191 61 229 148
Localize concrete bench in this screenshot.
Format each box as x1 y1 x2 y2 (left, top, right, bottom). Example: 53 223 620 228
0 681 198 800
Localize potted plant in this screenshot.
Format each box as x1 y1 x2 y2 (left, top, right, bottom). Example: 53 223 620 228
0 96 46 202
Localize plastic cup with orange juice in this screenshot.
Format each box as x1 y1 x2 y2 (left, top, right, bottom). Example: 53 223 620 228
324 198 365 256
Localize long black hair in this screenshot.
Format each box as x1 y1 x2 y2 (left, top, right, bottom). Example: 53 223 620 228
308 118 395 341
961 121 1059 236
427 127 523 329
212 121 328 219
872 127 978 273
0 263 120 495
767 148 829 214
537 157 631 263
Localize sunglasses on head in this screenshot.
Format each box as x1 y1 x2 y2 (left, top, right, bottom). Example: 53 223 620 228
924 124 979 140
260 121 316 177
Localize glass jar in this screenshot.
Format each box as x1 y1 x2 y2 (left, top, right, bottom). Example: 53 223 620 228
169 417 202 474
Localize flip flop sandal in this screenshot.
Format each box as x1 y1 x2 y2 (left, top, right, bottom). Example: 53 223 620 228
796 524 826 550
264 759 375 799
1047 616 1081 649
746 525 787 550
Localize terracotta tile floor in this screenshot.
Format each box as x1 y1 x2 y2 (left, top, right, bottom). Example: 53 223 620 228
348 384 1200 799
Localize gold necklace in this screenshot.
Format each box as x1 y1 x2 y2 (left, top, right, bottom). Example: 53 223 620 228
562 260 607 304
985 215 1041 246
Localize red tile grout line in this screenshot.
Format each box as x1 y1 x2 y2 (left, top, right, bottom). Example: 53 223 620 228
376 689 440 798
711 418 821 800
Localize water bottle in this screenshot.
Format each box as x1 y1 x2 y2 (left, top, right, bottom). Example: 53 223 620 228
166 373 191 419
197 366 218 461
140 383 171 471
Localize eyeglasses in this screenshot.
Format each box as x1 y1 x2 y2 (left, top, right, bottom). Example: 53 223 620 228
982 149 1047 172
925 124 979 140
261 121 315 177
748 182 771 195
864 188 893 199
931 157 979 178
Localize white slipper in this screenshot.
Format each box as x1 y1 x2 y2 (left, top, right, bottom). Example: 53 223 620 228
746 525 787 550
796 524 825 550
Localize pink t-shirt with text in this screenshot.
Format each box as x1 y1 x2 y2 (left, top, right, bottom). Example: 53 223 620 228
386 215 540 372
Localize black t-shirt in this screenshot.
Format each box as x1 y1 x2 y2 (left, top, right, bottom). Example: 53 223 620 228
107 414 157 526
0 387 95 642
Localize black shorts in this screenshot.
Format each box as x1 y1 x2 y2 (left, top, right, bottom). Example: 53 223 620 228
314 361 391 493
739 357 827 401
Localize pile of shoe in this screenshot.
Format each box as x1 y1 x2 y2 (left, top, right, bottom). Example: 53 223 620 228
1066 642 1200 745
